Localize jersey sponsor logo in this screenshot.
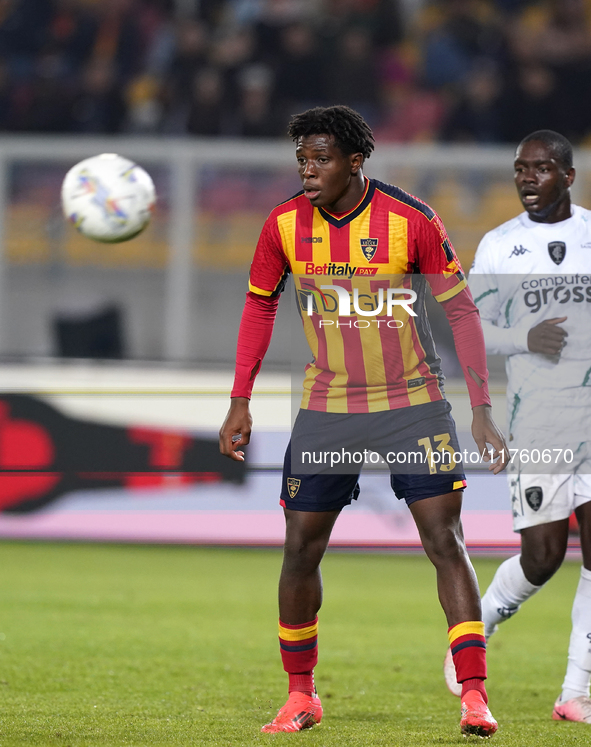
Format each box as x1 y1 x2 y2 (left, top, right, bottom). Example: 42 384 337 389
525 486 543 511
300 236 323 243
304 262 378 278
548 241 566 265
360 238 378 261
287 477 301 498
509 244 531 258
523 279 591 313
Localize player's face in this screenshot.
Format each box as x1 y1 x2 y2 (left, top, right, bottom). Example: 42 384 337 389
295 134 364 212
514 140 575 223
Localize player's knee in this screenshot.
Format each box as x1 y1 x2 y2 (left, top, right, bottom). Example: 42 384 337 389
520 547 563 586
283 534 326 573
422 525 465 565
520 521 569 585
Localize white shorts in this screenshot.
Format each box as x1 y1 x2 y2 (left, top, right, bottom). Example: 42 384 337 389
509 471 591 531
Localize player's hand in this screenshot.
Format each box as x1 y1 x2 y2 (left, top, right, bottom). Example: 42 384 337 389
471 404 509 474
219 397 252 462
527 317 568 355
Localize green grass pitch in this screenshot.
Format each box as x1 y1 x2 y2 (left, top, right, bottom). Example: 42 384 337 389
0 541 587 745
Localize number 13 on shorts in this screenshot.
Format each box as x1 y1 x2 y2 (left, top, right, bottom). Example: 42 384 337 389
418 433 456 474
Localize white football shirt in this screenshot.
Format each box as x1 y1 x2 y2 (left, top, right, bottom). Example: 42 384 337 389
469 204 591 446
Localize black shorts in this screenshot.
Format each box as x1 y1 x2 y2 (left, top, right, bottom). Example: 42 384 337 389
280 400 466 511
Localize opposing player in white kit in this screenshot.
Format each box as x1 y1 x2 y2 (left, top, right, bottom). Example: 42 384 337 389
444 130 591 723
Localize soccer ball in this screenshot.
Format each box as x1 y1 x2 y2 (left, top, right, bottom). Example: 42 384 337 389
61 153 156 243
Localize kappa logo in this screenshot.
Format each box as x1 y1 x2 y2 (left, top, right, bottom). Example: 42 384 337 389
525 486 543 511
509 244 531 258
360 238 378 261
287 477 301 499
548 241 566 265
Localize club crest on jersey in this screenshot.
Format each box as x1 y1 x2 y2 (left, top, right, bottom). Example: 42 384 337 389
548 241 566 265
525 486 543 511
360 238 378 261
287 478 301 499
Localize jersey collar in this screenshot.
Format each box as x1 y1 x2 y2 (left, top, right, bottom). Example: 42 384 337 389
317 178 375 228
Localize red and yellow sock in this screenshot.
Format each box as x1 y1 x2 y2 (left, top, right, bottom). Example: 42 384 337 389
279 617 318 695
448 620 488 702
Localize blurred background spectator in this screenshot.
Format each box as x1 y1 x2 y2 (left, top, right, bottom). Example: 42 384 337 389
273 22 327 121
0 0 591 145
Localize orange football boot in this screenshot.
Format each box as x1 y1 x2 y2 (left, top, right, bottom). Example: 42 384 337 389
261 691 323 733
460 690 498 738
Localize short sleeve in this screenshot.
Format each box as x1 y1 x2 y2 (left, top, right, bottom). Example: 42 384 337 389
248 215 290 298
417 212 467 302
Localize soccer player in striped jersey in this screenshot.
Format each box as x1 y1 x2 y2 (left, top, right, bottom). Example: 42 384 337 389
219 105 508 737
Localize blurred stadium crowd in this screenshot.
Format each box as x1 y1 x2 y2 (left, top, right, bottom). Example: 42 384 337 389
1 0 591 143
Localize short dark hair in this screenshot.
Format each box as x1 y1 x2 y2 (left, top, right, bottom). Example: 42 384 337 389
287 105 375 160
517 130 573 169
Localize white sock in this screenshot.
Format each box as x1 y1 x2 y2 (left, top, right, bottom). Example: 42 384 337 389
561 566 591 702
481 555 543 639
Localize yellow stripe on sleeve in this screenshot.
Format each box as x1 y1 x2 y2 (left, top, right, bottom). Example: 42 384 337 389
433 278 467 303
279 621 319 641
448 620 485 645
248 281 274 296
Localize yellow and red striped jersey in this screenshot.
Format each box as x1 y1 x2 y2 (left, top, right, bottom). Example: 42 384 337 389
249 178 467 413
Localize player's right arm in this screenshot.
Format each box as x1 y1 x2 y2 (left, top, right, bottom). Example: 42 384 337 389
218 291 279 460
470 235 568 357
469 235 530 355
219 396 252 462
219 215 289 461
526 317 568 355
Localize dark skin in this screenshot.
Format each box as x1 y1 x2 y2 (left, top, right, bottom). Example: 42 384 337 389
520 502 591 585
296 133 365 212
220 133 508 627
279 493 482 627
527 317 568 356
514 139 573 356
512 138 590 581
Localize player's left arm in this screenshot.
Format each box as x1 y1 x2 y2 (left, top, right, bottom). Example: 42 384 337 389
219 216 287 461
441 288 508 473
471 404 508 475
417 213 508 473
